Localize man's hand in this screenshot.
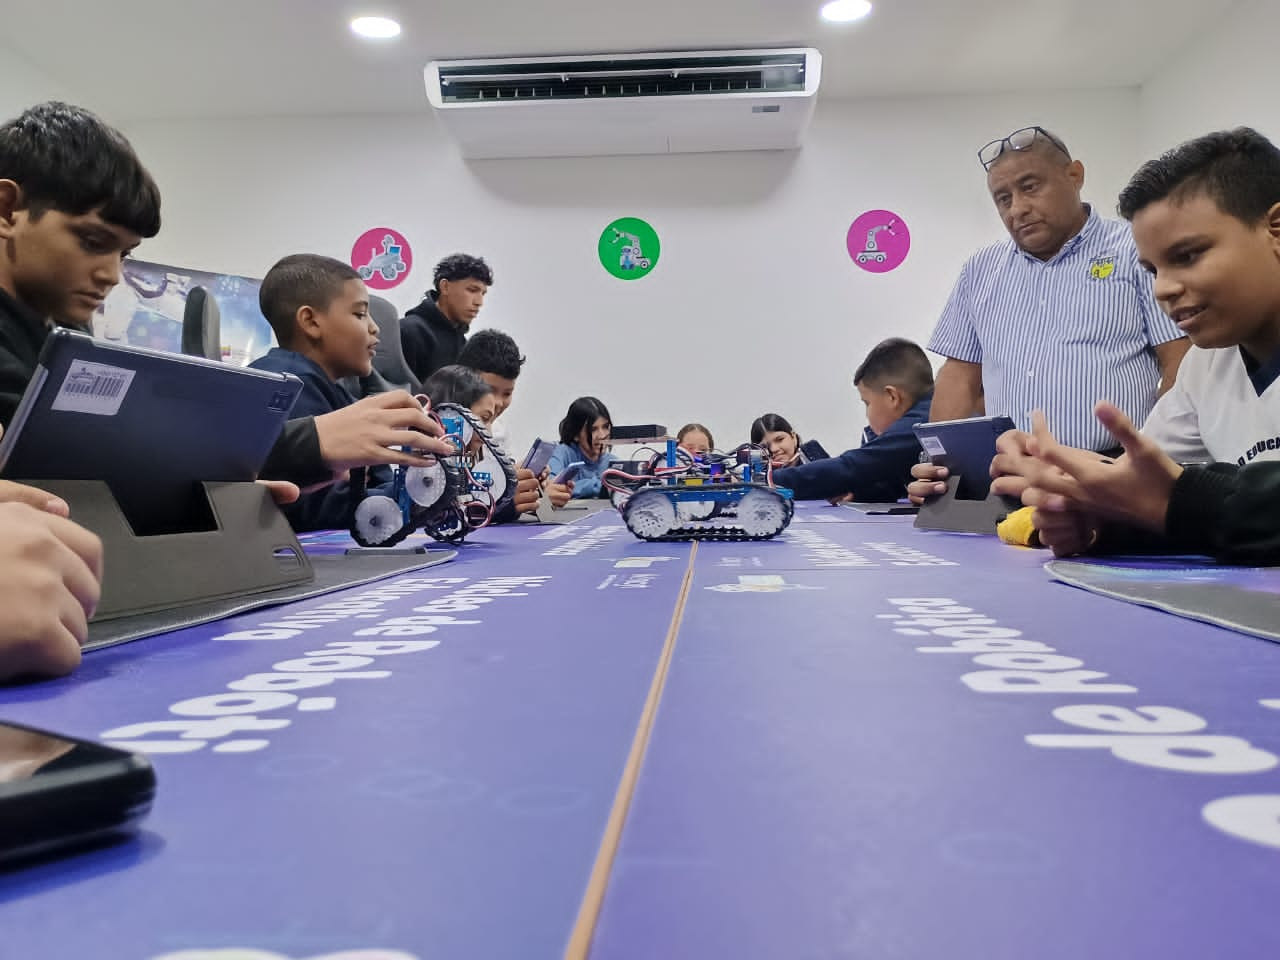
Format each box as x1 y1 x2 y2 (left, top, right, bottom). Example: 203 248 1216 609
314 391 454 472
907 462 949 505
512 468 540 515
1021 403 1182 534
0 503 104 681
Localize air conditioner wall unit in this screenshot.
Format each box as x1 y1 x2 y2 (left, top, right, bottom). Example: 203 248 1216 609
424 48 822 160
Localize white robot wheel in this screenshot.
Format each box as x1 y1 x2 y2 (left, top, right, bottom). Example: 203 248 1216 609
354 495 405 546
625 490 677 539
737 489 787 538
404 461 448 508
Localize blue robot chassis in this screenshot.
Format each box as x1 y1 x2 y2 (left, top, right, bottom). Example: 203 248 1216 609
609 441 795 542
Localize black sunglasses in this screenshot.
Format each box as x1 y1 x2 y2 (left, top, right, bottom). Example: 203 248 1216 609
978 126 1071 170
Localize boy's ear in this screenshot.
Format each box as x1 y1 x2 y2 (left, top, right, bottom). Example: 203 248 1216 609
1265 202 1280 247
294 305 322 342
883 384 905 409
0 180 22 239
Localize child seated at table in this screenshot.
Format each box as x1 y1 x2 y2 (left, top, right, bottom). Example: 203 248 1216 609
749 413 806 467
771 338 934 502
547 397 616 501
676 422 715 457
421 364 497 455
250 254 393 531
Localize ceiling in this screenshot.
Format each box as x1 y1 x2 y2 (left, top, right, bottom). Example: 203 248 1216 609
1 0 1240 120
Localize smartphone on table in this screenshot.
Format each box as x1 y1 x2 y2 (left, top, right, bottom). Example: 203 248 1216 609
0 719 156 865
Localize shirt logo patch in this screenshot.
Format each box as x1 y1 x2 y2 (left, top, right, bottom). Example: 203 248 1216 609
1088 255 1116 280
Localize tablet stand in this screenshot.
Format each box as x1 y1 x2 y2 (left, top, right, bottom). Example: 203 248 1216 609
913 475 1021 534
26 479 314 620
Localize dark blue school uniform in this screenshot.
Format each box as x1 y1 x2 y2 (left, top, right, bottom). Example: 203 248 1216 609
771 391 932 502
250 348 392 531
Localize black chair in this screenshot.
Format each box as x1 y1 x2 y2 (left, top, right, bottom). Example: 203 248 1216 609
181 286 222 361
346 294 422 398
369 295 421 394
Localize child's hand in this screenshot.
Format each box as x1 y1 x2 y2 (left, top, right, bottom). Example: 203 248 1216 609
0 480 70 517
256 479 302 504
0 503 103 681
988 429 1034 499
547 481 574 508
1020 403 1183 533
314 391 454 471
512 468 541 515
1032 507 1102 557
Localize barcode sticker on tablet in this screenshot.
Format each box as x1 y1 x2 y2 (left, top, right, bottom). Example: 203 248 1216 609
51 361 136 416
918 435 946 457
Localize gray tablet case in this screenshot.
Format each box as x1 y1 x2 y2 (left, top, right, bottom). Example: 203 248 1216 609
0 329 311 619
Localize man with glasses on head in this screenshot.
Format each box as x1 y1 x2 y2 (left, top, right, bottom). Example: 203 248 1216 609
909 125 1189 502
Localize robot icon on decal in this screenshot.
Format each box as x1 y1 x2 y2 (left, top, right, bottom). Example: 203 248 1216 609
356 234 409 283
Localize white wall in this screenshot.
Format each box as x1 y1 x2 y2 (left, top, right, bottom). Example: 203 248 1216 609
0 43 74 120
1140 0 1279 154
119 88 1141 457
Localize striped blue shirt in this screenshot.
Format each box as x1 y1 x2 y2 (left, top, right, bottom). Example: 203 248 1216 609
928 207 1184 451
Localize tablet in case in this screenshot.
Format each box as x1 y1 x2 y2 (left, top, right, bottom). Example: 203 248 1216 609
0 329 312 619
912 415 1021 533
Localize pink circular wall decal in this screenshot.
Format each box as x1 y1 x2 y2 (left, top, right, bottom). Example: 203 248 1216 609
351 227 413 290
846 210 910 273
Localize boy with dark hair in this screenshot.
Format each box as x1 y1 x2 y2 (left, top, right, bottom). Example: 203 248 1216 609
0 101 154 679
456 328 540 517
0 101 160 424
251 254 405 531
772 338 934 502
1011 127 1280 561
254 254 376 414
394 252 493 383
458 328 524 420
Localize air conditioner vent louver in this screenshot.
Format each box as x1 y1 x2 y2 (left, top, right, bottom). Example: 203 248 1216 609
425 48 822 159
436 54 810 103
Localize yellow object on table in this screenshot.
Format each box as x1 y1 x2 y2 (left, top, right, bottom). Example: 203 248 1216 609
997 506 1042 548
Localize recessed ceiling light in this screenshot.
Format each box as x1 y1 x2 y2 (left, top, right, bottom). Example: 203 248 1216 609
350 16 401 39
820 0 872 23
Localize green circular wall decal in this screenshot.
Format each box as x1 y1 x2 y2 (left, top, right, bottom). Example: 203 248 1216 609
599 217 660 280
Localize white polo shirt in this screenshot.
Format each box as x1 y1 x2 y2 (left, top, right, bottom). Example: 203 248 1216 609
1142 345 1280 466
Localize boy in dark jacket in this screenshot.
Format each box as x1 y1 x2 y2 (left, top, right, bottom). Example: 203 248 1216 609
772 338 933 503
395 253 493 383
251 254 397 531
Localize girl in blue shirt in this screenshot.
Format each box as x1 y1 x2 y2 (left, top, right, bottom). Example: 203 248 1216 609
547 396 616 500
